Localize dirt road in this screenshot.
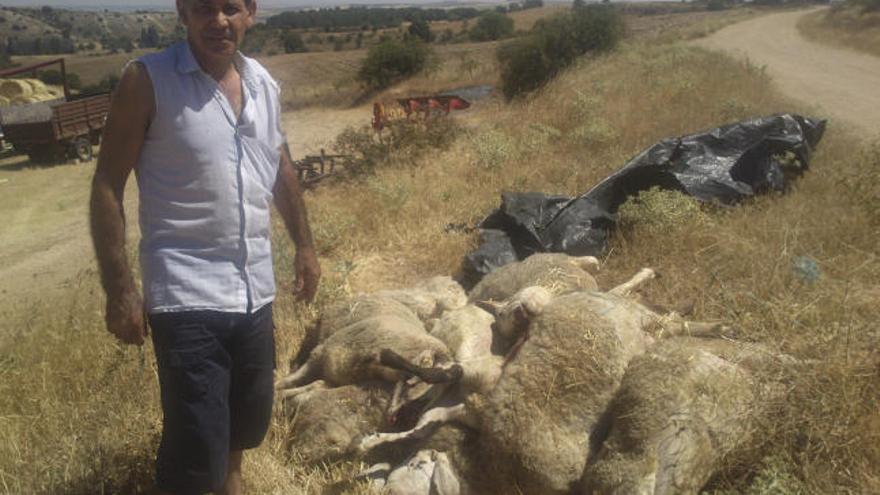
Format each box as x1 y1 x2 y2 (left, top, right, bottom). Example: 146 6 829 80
696 8 880 137
0 107 369 313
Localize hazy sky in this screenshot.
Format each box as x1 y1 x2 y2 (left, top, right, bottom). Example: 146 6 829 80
0 0 485 9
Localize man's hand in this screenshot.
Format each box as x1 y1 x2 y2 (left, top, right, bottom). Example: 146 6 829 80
293 247 321 303
106 288 146 345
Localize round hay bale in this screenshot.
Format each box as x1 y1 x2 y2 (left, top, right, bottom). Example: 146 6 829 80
0 79 33 99
23 79 46 94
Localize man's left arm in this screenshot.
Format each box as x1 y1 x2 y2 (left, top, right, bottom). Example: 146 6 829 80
274 144 321 302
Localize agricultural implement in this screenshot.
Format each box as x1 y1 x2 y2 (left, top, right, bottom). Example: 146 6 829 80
292 148 348 188
372 94 470 132
0 58 110 163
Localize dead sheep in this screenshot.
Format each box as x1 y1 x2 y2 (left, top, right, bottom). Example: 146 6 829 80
290 276 467 370
276 312 456 396
283 381 392 465
290 294 424 370
473 269 725 495
468 253 600 303
428 304 503 395
384 275 469 321
356 304 510 455
361 449 463 495
582 337 788 495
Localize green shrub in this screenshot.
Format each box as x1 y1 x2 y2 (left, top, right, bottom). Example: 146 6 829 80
850 0 880 12
469 11 515 41
408 18 432 42
38 69 82 90
283 31 308 53
357 39 431 90
617 187 707 235
472 128 517 169
335 118 461 177
497 5 623 99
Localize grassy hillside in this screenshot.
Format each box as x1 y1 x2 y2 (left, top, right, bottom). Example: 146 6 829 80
798 5 880 57
1 8 878 495
0 6 177 54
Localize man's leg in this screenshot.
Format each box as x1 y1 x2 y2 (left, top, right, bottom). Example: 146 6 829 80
149 311 233 495
218 450 243 495
225 304 276 493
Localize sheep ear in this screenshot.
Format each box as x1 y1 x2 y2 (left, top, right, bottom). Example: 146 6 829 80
575 255 601 274
514 305 530 330
475 299 504 316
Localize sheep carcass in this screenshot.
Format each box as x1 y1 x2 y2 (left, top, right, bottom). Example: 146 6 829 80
468 253 599 303
582 337 788 495
474 268 725 495
283 381 392 465
290 276 467 370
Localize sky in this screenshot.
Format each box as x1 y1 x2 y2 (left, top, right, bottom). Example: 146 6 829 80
0 0 493 9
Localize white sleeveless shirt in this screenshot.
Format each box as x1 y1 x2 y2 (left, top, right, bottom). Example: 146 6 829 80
136 41 285 314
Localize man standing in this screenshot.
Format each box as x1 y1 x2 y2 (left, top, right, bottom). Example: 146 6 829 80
89 0 320 493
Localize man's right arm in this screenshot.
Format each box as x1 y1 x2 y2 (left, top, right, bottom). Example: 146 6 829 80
89 62 154 346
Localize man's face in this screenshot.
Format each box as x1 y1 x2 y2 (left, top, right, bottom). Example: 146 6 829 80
177 0 255 60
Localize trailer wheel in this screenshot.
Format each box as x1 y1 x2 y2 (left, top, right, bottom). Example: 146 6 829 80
72 137 93 162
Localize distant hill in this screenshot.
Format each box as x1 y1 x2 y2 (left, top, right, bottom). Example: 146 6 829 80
0 5 178 55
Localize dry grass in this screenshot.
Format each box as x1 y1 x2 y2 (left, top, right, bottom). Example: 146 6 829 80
625 6 766 42
798 6 880 57
12 50 156 87
2 16 879 495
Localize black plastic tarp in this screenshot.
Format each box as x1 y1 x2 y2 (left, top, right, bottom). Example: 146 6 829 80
463 114 826 284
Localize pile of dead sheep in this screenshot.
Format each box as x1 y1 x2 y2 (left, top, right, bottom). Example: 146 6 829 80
276 254 796 495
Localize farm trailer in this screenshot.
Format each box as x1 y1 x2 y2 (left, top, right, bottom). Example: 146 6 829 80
0 58 110 163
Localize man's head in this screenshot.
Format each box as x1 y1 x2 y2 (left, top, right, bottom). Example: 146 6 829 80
177 0 256 64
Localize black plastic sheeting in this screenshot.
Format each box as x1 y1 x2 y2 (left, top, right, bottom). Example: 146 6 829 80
463 114 826 285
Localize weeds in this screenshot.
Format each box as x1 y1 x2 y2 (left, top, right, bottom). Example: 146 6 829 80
335 118 461 178
617 187 708 235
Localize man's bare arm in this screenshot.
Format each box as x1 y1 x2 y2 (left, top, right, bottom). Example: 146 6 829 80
89 62 154 345
273 146 321 302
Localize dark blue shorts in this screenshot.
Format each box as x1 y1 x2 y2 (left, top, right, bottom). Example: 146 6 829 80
149 303 275 495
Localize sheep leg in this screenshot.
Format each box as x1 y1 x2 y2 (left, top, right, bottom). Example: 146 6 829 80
659 318 729 339
275 358 319 390
356 462 392 490
610 268 656 296
358 403 467 453
431 451 462 495
277 379 328 402
379 349 464 384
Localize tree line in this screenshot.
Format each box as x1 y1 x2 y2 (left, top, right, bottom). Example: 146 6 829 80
264 4 543 32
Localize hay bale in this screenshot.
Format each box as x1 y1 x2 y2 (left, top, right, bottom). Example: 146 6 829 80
0 79 33 99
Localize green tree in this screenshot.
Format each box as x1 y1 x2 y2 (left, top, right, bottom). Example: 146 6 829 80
407 17 432 42
357 39 430 90
283 31 308 53
140 25 160 48
469 12 514 42
497 5 623 99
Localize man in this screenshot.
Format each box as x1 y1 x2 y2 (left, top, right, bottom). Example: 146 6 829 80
89 0 320 493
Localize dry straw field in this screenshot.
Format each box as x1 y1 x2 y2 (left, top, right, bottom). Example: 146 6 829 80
1 6 878 494
798 4 880 58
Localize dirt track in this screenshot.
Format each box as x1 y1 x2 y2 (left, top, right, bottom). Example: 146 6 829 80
695 8 880 138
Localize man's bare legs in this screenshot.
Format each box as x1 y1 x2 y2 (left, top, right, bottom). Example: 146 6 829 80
218 450 243 495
